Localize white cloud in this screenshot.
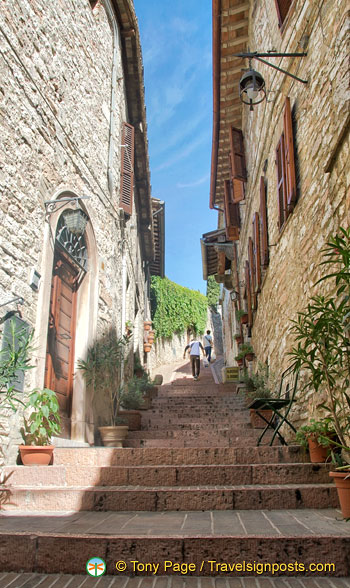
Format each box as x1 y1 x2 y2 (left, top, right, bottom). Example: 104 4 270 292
177 173 210 189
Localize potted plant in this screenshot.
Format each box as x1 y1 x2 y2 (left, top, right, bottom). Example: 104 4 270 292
134 354 146 378
77 328 131 447
144 320 152 331
235 343 254 365
295 418 336 463
125 320 133 337
236 309 248 325
234 332 243 346
240 363 277 429
19 388 61 466
289 227 350 517
119 381 144 430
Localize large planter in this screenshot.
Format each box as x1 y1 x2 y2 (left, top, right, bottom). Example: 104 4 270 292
119 410 141 431
99 425 128 447
250 409 273 429
329 471 350 518
19 445 54 466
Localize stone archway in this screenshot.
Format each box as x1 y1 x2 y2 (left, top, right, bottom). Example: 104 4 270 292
35 190 99 443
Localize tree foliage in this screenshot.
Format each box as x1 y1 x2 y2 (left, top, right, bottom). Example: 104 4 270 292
150 276 208 339
206 275 220 309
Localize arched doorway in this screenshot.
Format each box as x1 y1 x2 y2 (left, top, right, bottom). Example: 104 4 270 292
44 213 88 438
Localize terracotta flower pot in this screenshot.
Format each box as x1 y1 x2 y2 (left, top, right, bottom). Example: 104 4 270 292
245 353 255 362
98 425 128 447
144 343 152 352
307 436 329 463
329 471 350 518
144 321 152 331
240 314 248 325
236 358 244 367
19 445 54 466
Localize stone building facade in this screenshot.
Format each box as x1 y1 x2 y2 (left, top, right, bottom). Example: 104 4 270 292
206 0 349 423
0 0 155 461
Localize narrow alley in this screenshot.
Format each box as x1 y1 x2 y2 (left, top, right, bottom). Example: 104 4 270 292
1 359 349 580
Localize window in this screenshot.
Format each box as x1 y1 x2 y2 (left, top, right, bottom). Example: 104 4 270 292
253 212 262 292
229 127 247 203
223 180 240 241
275 97 297 230
245 261 253 328
120 122 135 215
248 237 257 310
274 0 293 28
260 177 269 269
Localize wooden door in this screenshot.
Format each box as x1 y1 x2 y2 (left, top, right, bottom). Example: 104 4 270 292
45 251 78 438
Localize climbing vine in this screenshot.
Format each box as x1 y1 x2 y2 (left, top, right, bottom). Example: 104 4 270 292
150 276 208 339
206 275 220 309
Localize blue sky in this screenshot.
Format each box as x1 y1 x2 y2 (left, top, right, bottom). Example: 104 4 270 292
133 0 216 294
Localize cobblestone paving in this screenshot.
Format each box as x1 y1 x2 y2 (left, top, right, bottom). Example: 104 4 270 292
0 574 349 588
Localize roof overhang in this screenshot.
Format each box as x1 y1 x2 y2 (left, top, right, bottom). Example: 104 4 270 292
201 228 234 280
210 0 249 210
112 0 154 261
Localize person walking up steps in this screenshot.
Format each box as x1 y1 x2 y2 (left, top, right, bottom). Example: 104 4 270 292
203 330 213 363
183 338 205 380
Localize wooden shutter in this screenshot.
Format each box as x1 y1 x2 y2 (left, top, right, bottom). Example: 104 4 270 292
217 250 226 276
283 97 297 211
248 237 257 310
229 154 245 203
120 122 134 215
276 134 287 229
245 261 253 327
260 177 269 269
274 0 292 27
224 180 240 241
253 212 262 292
229 127 247 182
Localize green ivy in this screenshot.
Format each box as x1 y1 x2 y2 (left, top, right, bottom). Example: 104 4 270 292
206 275 220 309
151 276 208 339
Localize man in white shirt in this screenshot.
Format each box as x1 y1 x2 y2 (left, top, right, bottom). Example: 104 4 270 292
203 330 213 363
183 338 205 380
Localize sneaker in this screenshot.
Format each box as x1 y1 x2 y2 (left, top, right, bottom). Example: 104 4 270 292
194 376 198 380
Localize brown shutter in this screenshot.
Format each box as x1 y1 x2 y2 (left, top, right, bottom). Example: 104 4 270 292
217 250 226 275
245 261 253 327
229 127 247 181
224 180 240 240
274 0 292 27
283 97 297 211
276 134 287 229
248 237 257 310
260 177 269 269
120 122 134 215
229 154 245 203
253 212 262 292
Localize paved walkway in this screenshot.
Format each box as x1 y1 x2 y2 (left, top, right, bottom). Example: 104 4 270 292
0 574 349 588
1 509 349 536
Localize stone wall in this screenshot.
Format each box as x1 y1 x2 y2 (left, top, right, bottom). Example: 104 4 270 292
223 0 349 430
0 0 150 462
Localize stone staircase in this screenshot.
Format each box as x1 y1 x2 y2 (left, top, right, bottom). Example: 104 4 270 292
1 366 349 577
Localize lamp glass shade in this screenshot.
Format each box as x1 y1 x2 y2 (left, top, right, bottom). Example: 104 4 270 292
63 208 89 235
239 69 266 107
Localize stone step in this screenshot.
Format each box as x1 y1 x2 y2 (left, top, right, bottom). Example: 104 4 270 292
128 428 259 439
139 419 251 429
3 463 331 488
0 509 349 576
123 437 271 448
0 483 338 512
52 446 309 466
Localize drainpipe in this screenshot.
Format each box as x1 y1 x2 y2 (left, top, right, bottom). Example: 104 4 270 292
210 0 221 210
104 0 120 198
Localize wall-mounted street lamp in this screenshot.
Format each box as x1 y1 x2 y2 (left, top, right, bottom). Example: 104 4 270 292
234 51 308 111
44 196 90 236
